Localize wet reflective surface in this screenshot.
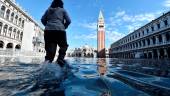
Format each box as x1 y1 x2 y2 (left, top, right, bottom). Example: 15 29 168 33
1 57 169 96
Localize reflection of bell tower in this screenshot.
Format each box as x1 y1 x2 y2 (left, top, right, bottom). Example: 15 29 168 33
97 10 105 58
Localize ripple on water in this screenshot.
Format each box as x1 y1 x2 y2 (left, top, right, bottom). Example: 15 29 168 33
0 57 153 96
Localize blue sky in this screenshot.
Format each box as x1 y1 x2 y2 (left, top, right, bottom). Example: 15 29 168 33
16 0 170 49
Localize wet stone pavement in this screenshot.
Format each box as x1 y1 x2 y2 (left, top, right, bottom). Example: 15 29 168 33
0 57 170 96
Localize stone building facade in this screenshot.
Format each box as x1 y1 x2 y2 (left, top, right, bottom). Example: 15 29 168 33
0 0 45 53
67 45 95 58
110 11 170 59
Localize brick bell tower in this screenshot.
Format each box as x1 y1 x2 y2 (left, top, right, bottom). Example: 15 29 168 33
97 10 106 58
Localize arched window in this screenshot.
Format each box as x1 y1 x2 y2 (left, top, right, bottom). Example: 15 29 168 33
22 20 24 28
15 44 21 50
20 32 23 40
10 12 14 22
0 6 6 17
13 29 16 39
3 24 8 36
0 22 3 34
18 18 21 26
8 27 12 37
15 15 18 24
6 43 13 49
5 9 10 20
17 30 20 39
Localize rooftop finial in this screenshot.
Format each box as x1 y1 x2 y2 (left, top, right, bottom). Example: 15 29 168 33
99 10 104 19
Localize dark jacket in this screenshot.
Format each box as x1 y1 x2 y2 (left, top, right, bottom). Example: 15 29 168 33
41 7 71 31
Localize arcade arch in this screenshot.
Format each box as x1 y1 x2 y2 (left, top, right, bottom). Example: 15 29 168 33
6 43 13 49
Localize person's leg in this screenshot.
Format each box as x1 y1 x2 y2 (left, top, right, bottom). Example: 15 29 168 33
57 31 69 66
44 30 58 62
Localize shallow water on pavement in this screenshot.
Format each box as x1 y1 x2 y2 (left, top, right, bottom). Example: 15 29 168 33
0 57 151 96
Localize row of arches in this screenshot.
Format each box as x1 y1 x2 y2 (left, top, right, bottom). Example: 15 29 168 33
112 32 170 52
38 49 45 53
0 5 25 28
111 47 170 59
68 53 94 57
0 22 23 41
0 40 21 49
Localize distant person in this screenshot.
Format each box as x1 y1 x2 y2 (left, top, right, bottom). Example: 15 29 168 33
41 0 71 67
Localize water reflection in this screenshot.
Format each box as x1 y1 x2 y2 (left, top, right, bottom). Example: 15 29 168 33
97 59 107 76
0 57 155 96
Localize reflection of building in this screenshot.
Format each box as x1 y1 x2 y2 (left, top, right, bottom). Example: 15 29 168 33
105 48 110 58
0 0 44 53
110 11 170 59
67 44 95 58
97 11 106 58
97 59 107 76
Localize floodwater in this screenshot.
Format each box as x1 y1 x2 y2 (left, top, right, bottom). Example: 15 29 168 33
0 57 166 96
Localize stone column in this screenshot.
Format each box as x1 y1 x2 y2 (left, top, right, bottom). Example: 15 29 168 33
3 9 7 19
157 49 160 59
150 38 153 45
146 52 149 59
164 49 168 58
152 51 154 59
13 43 16 51
162 34 167 44
137 42 141 48
141 41 144 47
18 33 21 40
156 36 159 45
145 39 148 47
3 42 7 50
0 24 4 35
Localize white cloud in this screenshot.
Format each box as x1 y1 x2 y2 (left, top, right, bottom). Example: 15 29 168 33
74 32 97 40
79 22 97 30
115 11 126 18
163 0 170 7
126 22 142 33
106 28 125 42
125 13 157 22
108 10 162 34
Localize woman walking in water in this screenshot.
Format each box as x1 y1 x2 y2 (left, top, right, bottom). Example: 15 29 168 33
41 0 71 67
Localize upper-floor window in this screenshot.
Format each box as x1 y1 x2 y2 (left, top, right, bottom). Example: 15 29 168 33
20 32 23 40
17 31 20 39
0 22 3 34
157 23 160 29
22 20 25 28
138 32 140 37
5 9 10 20
146 28 149 33
142 31 144 36
0 6 6 17
151 26 154 31
10 12 14 22
15 15 18 24
132 35 134 39
3 24 8 36
13 29 16 39
8 27 12 37
164 20 168 26
18 18 21 26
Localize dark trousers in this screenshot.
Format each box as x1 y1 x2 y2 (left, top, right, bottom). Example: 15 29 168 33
44 30 68 62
